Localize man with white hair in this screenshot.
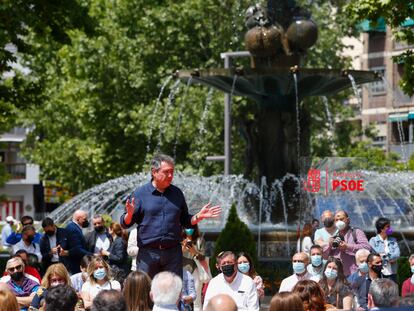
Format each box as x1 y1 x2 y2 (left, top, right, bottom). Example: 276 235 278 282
203 251 259 311
0 257 40 310
368 278 399 310
65 210 93 274
151 271 183 311
348 248 370 286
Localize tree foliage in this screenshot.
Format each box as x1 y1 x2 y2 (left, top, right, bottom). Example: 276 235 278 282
212 204 257 275
346 0 414 96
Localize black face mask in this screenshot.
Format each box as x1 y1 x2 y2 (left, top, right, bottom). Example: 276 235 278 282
26 235 35 243
371 264 382 275
45 230 55 237
323 217 334 228
10 271 24 282
221 264 235 277
94 226 105 233
82 220 90 228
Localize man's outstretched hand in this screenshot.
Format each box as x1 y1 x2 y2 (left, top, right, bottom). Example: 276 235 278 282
198 202 221 220
123 197 135 226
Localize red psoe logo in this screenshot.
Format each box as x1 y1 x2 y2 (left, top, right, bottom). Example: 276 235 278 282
303 168 321 193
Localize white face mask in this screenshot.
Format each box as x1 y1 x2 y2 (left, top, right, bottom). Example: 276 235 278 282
335 220 346 231
51 281 65 287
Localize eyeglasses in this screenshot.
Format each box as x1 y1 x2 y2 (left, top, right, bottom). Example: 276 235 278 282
7 265 23 273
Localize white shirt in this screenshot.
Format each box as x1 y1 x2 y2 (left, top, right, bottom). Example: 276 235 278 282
81 280 121 300
379 235 393 276
1 224 12 247
48 234 59 262
153 305 179 311
279 272 312 292
13 240 42 261
127 228 139 271
95 233 111 253
203 272 259 311
297 236 313 253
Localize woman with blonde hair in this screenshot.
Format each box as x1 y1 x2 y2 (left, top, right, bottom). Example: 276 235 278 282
81 256 121 309
269 292 304 311
123 270 152 311
30 263 71 309
292 280 326 311
0 286 19 311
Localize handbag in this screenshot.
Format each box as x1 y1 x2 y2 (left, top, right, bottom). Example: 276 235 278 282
193 256 212 283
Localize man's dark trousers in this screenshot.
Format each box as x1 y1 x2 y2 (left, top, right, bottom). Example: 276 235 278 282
137 244 182 279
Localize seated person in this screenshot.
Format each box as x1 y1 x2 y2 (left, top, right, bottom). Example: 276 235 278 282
44 285 78 311
180 269 196 311
70 254 93 292
30 263 71 309
1 251 41 284
0 257 39 311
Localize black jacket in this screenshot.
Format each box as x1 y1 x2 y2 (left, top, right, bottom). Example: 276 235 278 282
107 236 128 273
84 229 113 253
39 227 68 270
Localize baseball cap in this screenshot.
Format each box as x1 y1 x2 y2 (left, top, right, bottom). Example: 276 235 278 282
6 216 15 223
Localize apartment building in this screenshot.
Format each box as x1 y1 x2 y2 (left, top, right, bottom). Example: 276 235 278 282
359 19 414 160
0 127 40 220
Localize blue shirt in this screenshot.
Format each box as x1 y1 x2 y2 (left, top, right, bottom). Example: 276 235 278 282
120 182 193 247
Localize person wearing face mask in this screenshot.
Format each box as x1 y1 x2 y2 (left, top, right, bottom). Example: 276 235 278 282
402 254 414 297
81 256 121 309
237 252 264 299
279 252 311 292
30 263 72 309
6 215 42 246
347 248 370 287
85 215 113 254
0 257 39 311
13 225 42 262
65 210 94 274
369 217 400 283
314 210 338 248
203 251 259 311
307 245 326 281
323 210 371 277
39 217 69 272
319 257 353 310
182 225 207 311
353 253 383 310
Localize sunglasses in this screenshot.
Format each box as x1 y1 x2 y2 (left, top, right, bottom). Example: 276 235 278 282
8 265 23 273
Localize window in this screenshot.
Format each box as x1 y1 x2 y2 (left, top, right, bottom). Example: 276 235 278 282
369 67 386 96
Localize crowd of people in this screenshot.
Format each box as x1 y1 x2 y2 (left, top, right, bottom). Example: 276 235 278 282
1 154 414 311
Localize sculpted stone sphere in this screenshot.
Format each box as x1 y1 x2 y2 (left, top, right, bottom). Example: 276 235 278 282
286 18 318 52
245 24 284 57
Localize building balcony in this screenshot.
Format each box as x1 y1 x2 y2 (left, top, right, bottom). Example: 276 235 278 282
4 162 39 185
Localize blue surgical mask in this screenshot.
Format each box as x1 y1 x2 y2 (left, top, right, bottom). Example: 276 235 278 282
293 262 305 274
411 265 414 274
311 255 322 267
238 263 250 274
184 228 194 236
324 268 338 280
93 268 107 280
358 262 369 273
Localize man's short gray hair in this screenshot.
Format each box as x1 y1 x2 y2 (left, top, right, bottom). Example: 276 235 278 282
355 248 370 261
151 154 175 171
369 278 399 308
151 271 182 306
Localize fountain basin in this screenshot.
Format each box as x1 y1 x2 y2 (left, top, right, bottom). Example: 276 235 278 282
175 67 381 108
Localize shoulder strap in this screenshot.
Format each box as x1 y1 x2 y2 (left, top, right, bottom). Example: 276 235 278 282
350 227 357 244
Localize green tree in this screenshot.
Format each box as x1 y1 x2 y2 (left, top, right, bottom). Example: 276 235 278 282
212 204 257 274
346 0 414 96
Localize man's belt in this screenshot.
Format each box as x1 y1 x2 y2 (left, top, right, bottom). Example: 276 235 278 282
144 241 179 250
